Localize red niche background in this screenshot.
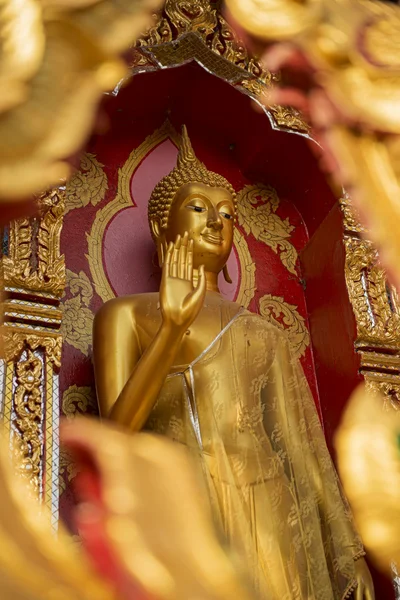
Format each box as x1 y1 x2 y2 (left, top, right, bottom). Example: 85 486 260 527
58 61 392 598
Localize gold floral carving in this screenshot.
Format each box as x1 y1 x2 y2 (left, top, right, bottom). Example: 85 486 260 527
59 384 97 494
62 384 97 418
343 235 400 350
2 187 65 296
234 229 256 308
12 350 43 498
259 294 310 359
132 0 308 133
237 184 298 275
59 449 79 496
342 196 400 409
2 331 62 367
65 153 108 214
61 270 94 356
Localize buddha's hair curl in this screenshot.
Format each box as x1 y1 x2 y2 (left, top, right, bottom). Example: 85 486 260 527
148 126 237 241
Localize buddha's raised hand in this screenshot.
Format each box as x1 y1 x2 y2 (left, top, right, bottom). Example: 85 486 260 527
160 232 206 332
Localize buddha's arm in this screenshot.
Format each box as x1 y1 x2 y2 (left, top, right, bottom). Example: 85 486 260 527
93 236 206 431
93 301 186 430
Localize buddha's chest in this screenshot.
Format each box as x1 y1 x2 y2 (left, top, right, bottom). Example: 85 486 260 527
138 303 227 366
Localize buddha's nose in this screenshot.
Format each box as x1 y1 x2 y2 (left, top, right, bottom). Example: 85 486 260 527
207 207 223 230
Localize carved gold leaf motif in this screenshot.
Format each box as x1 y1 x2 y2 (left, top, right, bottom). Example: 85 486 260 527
65 153 108 214
259 294 310 358
61 270 94 356
2 187 65 295
13 350 43 498
237 184 298 275
59 384 97 493
62 384 97 418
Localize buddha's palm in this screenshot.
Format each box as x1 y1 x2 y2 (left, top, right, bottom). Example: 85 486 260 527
160 234 206 331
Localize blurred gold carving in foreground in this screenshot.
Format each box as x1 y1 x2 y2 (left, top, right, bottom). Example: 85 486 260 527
225 0 400 292
336 385 400 573
0 0 160 200
0 417 253 600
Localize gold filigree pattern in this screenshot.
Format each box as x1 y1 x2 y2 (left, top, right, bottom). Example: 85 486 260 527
341 194 400 410
343 235 400 349
65 153 108 214
59 448 79 495
59 385 97 494
259 294 310 359
237 184 298 275
2 188 65 295
340 194 366 235
62 384 97 418
234 229 256 308
13 349 43 498
3 331 62 367
61 270 94 356
130 0 308 132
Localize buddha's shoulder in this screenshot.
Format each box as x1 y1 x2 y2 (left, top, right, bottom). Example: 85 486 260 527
94 292 159 325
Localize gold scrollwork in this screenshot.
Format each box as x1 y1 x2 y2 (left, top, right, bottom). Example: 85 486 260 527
59 384 97 494
234 229 256 308
3 331 62 367
65 153 108 214
13 350 43 498
2 187 65 296
343 234 400 349
341 196 400 409
62 384 97 419
61 270 94 356
259 294 310 359
237 184 298 275
131 0 308 132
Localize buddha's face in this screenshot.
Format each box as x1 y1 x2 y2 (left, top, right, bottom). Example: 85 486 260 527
155 182 235 274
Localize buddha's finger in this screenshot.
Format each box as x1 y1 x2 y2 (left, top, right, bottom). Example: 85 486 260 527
179 233 188 278
163 242 174 277
187 239 194 282
189 264 206 306
171 235 181 277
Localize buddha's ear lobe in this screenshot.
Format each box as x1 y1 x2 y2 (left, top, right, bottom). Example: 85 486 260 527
150 218 161 240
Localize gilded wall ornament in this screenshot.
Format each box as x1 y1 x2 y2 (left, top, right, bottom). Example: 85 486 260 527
1 185 65 521
13 350 43 498
62 384 97 418
259 294 310 359
59 384 97 494
237 184 298 275
61 270 94 357
65 153 108 214
130 0 309 133
2 188 65 295
341 197 400 410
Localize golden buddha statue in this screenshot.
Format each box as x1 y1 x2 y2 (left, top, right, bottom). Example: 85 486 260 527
93 127 375 600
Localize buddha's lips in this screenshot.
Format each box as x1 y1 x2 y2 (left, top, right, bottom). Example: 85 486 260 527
202 233 223 245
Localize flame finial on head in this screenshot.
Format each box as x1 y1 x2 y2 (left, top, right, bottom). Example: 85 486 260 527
177 125 200 168
148 125 237 239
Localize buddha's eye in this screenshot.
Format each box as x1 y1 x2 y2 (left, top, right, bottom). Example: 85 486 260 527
187 204 206 213
220 212 233 220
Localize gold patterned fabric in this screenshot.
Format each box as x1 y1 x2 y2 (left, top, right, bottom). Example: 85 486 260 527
145 306 363 600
